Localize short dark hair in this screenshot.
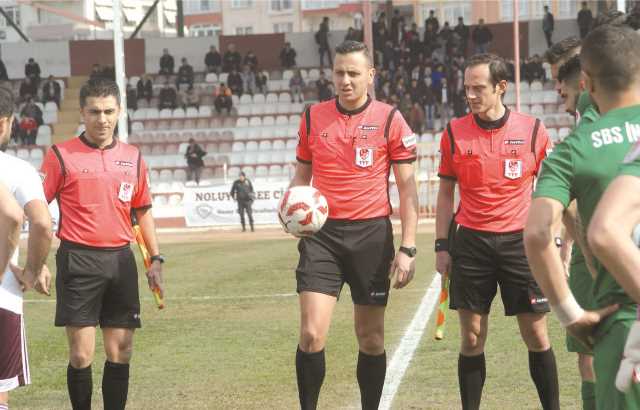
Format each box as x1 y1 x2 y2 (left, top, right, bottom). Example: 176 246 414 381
544 36 581 64
0 87 14 118
79 78 120 108
464 53 509 86
581 25 640 93
334 41 372 65
557 55 581 83
593 10 627 29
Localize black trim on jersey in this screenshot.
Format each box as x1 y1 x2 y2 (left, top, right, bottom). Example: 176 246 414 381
531 118 541 161
132 204 152 212
51 145 66 185
79 132 118 150
384 108 398 140
305 107 311 137
136 150 142 182
296 156 312 164
335 95 372 116
390 157 417 164
446 122 455 155
438 174 457 181
473 106 510 130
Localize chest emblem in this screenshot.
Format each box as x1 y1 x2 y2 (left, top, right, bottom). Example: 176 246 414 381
504 159 523 180
355 147 374 168
118 182 134 202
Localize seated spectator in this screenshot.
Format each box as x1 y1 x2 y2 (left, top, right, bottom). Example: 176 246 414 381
205 45 222 73
19 97 43 145
126 84 137 110
0 57 8 81
243 51 258 70
158 84 177 110
316 71 333 101
255 70 268 94
41 75 61 108
136 75 153 103
180 87 200 110
176 58 194 90
214 83 232 114
289 69 305 103
159 48 175 75
241 65 256 96
19 78 37 103
25 57 41 86
227 68 243 96
89 63 103 81
280 42 297 69
223 43 241 73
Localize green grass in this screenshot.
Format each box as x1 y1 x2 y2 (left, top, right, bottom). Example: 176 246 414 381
11 232 583 409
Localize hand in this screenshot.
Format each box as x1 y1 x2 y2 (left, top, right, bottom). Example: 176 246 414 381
435 251 451 275
34 265 51 296
389 251 415 289
10 264 37 292
616 321 640 392
566 304 619 350
146 260 164 299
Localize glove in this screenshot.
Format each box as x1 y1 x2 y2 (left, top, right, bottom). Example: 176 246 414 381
616 321 640 392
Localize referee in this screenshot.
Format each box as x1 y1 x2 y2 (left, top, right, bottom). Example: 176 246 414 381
435 54 559 410
40 78 164 410
290 40 418 410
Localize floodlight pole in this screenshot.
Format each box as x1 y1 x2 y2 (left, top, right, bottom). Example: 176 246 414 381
113 0 128 142
513 0 520 113
362 0 375 99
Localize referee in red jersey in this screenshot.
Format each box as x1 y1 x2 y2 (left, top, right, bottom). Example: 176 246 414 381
290 41 419 410
40 78 164 410
435 54 559 410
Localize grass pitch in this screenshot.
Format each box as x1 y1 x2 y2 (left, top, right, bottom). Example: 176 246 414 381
13 230 583 409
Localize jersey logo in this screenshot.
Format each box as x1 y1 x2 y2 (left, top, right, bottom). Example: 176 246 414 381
504 159 523 180
355 147 374 168
358 124 379 131
402 133 417 148
504 139 525 145
118 182 134 202
115 160 134 168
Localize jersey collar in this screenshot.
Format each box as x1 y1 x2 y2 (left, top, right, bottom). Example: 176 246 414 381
474 106 510 130
335 95 372 116
79 132 118 150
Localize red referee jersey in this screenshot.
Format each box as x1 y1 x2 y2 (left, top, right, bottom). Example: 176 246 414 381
297 96 417 220
41 134 152 248
438 108 551 232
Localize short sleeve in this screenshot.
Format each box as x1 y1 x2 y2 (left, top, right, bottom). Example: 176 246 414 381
437 128 456 180
132 155 152 209
619 141 640 178
15 163 46 208
40 147 64 204
296 109 311 164
387 110 417 163
534 121 552 174
533 135 576 208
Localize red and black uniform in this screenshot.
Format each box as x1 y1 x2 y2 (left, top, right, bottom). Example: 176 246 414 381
296 96 416 305
41 133 152 328
438 108 551 315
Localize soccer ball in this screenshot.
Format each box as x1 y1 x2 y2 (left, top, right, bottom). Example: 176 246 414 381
278 186 329 238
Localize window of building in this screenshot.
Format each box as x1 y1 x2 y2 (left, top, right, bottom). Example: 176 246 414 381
440 2 471 25
236 26 253 35
531 0 553 19
1 6 22 27
231 0 253 8
558 0 578 18
300 0 341 11
273 22 293 33
190 24 221 37
270 0 292 12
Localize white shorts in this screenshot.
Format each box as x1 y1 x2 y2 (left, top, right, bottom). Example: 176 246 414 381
0 307 30 392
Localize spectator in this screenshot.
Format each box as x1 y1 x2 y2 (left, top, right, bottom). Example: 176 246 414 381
315 17 332 67
176 57 194 90
230 172 255 232
204 45 222 73
472 19 493 54
102 65 115 81
24 57 41 86
577 1 593 39
18 77 37 103
390 9 402 44
227 68 243 96
214 83 233 115
316 71 332 101
425 9 440 33
185 138 206 185
126 84 137 111
89 63 103 81
454 17 469 55
543 5 554 47
409 101 425 134
280 42 297 69
255 70 268 94
0 57 8 81
136 75 153 103
158 83 177 110
345 27 358 42
180 87 200 110
159 48 175 75
223 43 242 73
19 97 42 145
289 69 305 103
439 21 453 44
41 75 61 108
241 65 256 96
422 77 436 130
438 77 452 128
243 51 258 70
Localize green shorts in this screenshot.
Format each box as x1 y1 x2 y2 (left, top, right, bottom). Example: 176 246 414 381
566 260 595 354
594 306 640 410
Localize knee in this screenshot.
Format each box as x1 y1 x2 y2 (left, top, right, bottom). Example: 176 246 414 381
299 327 326 353
521 324 550 351
355 324 384 355
106 339 133 364
460 329 486 355
69 348 94 369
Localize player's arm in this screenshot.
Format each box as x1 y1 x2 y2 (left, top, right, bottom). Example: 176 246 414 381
291 109 312 188
289 162 312 188
0 183 23 283
435 127 456 275
390 162 418 289
15 198 53 294
134 207 164 295
589 175 640 302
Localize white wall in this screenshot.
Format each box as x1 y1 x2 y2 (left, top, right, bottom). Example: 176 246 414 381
1 41 71 78
285 30 347 68
145 36 219 73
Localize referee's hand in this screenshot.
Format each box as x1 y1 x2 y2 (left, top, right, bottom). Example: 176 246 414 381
567 304 619 350
146 260 164 298
389 252 415 289
435 251 451 276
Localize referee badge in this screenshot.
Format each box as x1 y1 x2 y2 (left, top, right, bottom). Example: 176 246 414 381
504 159 523 180
118 182 134 202
355 147 374 168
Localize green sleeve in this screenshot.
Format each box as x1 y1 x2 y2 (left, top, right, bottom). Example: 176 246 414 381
580 105 599 125
533 136 576 208
576 92 593 116
619 143 640 177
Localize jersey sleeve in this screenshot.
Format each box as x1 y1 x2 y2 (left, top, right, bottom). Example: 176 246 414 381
296 109 312 164
15 162 46 208
619 141 640 177
437 128 456 180
40 147 64 204
132 155 152 209
532 135 576 208
388 110 417 163
534 121 552 174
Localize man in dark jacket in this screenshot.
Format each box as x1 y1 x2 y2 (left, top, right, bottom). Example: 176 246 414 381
205 46 222 73
577 2 593 39
41 75 61 108
230 172 254 232
185 138 206 185
316 17 331 67
159 48 174 75
472 19 493 54
543 5 555 47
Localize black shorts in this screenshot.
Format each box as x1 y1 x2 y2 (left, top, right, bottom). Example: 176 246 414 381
296 217 395 306
449 226 550 316
55 241 141 328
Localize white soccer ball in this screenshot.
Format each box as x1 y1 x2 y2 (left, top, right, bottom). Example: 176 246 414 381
278 186 329 238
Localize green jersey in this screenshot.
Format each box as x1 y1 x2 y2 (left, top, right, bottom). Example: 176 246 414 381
535 104 640 308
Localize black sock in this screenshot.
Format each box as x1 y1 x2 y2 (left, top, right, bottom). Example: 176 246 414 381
102 361 130 410
67 363 92 410
458 353 485 410
529 348 560 410
357 350 386 410
296 346 325 410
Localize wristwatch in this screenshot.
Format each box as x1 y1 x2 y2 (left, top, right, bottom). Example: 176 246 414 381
150 254 165 264
399 246 417 257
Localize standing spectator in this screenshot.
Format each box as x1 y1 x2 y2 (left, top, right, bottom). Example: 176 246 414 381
243 51 258 70
214 83 233 114
223 43 242 73
409 101 425 134
0 57 8 81
18 77 37 103
422 77 436 130
158 83 177 110
230 172 254 232
240 65 256 96
159 48 174 75
316 17 332 67
227 68 243 96
577 1 593 39
136 75 153 104
255 70 268 94
280 42 297 69
126 84 137 111
204 45 222 73
289 69 305 103
439 77 451 128
41 75 61 108
390 9 402 44
454 17 469 55
425 9 440 33
24 58 41 87
176 58 194 91
185 138 206 185
472 19 493 54
316 71 332 101
543 5 555 48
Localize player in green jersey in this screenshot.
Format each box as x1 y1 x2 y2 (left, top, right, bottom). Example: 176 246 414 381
524 25 640 409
